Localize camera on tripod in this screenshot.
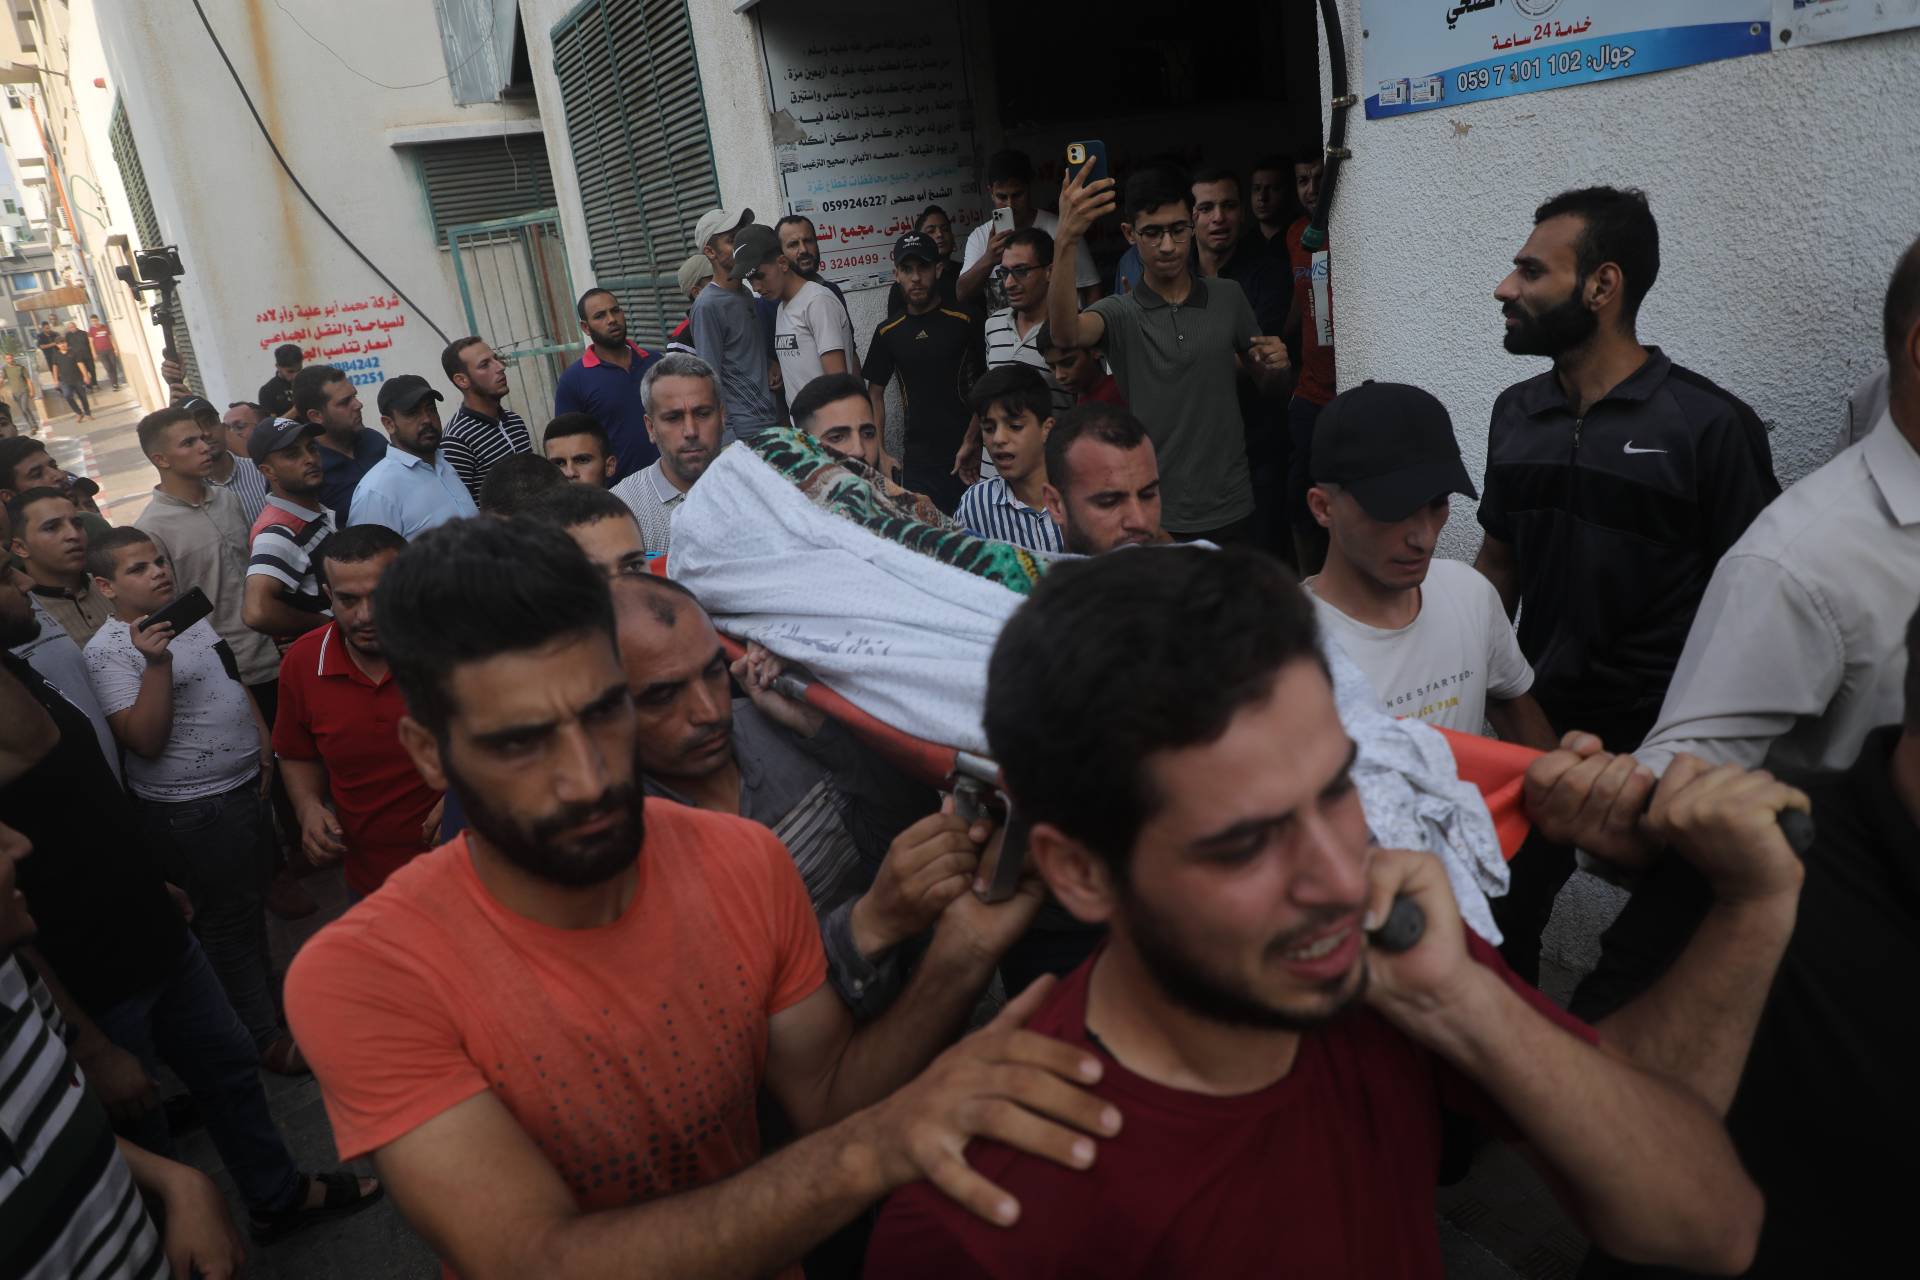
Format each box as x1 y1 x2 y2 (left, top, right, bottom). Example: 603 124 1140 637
115 245 186 356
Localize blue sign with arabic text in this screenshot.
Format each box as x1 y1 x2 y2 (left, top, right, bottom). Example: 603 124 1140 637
1362 0 1772 118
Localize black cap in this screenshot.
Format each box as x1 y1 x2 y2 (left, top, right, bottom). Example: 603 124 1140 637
179 396 216 417
246 417 321 466
730 223 782 278
376 373 444 417
892 231 939 264
1310 382 1477 522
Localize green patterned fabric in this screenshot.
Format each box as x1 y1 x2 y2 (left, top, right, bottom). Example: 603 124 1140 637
746 428 1050 595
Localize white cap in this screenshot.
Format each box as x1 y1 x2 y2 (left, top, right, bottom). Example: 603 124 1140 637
691 207 753 250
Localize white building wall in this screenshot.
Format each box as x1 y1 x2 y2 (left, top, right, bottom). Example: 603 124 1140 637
91 0 542 410
1318 5 1920 979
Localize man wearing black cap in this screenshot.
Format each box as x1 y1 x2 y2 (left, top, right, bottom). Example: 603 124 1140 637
243 417 335 641
1304 383 1557 750
734 223 855 401
347 375 477 539
259 343 304 419
863 231 983 513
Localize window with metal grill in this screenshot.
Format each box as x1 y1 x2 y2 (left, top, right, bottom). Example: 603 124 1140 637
414 132 558 240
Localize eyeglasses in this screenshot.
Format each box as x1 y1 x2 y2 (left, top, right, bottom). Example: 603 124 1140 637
993 264 1047 282
1134 222 1194 245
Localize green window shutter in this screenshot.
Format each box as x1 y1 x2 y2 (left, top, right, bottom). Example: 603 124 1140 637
416 133 559 240
550 0 719 348
107 98 203 396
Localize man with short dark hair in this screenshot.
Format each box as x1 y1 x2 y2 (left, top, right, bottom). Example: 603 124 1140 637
7 487 111 646
774 214 849 310
690 206 783 441
985 228 1071 416
734 224 856 400
222 400 267 461
865 232 983 513
519 482 650 579
293 365 386 525
132 407 280 696
1248 153 1295 258
609 352 725 552
477 454 568 518
440 338 532 503
543 412 617 487
1472 186 1782 979
243 417 335 640
959 149 1099 309
259 342 304 418
555 289 661 482
791 373 905 488
187 396 268 528
284 517 1110 1278
867 546 1773 1276
1303 383 1556 749
273 523 438 901
1040 405 1166 555
353 374 480 538
51 339 92 421
86 312 122 389
82 527 296 1069
1051 165 1290 542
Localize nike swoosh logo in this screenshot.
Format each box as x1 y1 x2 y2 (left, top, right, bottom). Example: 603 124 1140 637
1622 442 1668 455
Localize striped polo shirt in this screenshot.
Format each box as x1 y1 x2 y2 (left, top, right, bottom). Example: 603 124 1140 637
955 476 1065 554
206 453 269 528
983 308 1073 414
0 955 167 1279
442 402 533 503
248 494 336 619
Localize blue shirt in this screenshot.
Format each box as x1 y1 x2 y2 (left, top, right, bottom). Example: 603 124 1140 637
318 428 388 526
553 341 662 483
347 446 479 539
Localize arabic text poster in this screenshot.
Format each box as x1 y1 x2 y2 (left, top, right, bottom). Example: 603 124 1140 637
758 1 981 292
255 293 403 387
1361 0 1772 119
1774 0 1920 47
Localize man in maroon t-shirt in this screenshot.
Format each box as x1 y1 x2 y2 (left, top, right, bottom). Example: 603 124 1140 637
868 547 1799 1278
273 524 440 899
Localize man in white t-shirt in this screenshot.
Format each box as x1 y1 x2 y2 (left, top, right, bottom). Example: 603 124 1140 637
80 526 299 1069
732 223 853 401
958 149 1100 311
1303 382 1557 749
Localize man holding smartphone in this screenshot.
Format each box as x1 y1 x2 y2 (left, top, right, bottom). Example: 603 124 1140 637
80 526 303 1075
959 150 1101 310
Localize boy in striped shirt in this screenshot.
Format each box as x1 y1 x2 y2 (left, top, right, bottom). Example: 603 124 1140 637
955 366 1064 554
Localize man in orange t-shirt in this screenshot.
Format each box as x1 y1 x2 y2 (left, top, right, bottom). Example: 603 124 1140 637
285 517 1120 1278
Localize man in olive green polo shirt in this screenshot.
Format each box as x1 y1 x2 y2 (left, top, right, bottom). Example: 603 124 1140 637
1048 165 1292 542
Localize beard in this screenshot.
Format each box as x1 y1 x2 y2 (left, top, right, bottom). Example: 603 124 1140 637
1124 888 1367 1032
448 763 645 888
1503 288 1599 356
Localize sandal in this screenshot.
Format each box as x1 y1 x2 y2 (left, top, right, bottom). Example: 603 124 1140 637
261 1035 310 1076
250 1170 384 1244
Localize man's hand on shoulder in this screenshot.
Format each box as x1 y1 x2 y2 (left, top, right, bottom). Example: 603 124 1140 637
856 975 1120 1226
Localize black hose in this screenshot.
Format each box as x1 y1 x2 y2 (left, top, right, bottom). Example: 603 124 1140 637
1303 0 1351 252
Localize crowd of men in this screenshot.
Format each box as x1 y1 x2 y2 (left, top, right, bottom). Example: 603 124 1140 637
1 137 1916 1280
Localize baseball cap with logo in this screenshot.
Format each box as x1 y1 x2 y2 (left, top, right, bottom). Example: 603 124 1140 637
692 207 754 250
375 373 445 418
246 417 322 466
1309 381 1477 523
729 224 783 279
892 231 940 265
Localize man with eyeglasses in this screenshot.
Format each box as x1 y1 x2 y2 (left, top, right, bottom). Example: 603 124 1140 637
953 228 1074 485
1050 165 1291 544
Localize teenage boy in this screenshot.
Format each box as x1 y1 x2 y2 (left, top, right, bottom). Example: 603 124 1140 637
733 223 855 398
690 206 783 441
864 231 983 514
1036 323 1124 408
82 527 301 1073
791 373 907 490
243 417 336 641
956 366 1063 554
1302 383 1557 748
1050 164 1291 541
543 412 617 487
7 487 111 645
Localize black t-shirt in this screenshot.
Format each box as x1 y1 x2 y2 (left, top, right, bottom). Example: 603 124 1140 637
0 653 187 1014
49 350 87 384
863 305 982 511
258 375 295 418
1580 726 1920 1278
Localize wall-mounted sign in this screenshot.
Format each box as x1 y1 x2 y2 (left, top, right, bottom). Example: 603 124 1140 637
759 1 982 292
1363 1 1773 118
